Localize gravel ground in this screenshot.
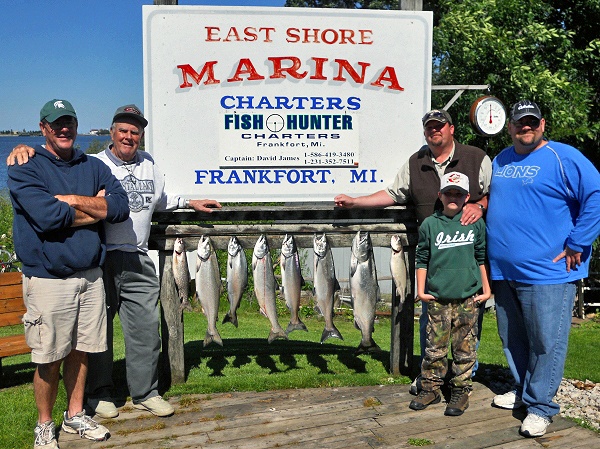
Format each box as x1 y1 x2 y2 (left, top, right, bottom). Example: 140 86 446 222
480 367 600 431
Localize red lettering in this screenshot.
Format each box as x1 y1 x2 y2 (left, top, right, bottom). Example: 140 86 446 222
260 27 276 42
244 27 257 42
285 28 300 43
310 57 328 80
224 27 242 42
302 29 320 43
371 66 404 91
359 30 373 44
205 27 220 42
339 29 356 44
176 56 402 91
333 59 370 83
177 63 220 88
227 58 265 82
204 26 276 43
284 28 374 44
321 29 338 45
268 56 307 80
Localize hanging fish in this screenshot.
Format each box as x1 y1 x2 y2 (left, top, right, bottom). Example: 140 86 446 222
350 231 380 354
390 234 408 313
313 233 343 343
173 237 192 313
252 235 287 343
280 234 307 335
195 235 223 347
223 236 248 328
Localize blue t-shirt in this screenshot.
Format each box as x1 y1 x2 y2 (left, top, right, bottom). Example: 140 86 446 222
486 141 600 283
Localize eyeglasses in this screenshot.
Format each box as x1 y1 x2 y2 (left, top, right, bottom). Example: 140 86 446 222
511 118 540 129
45 118 77 131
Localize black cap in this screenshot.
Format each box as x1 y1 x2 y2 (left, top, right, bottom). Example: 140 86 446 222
422 109 453 126
112 104 148 128
510 100 542 122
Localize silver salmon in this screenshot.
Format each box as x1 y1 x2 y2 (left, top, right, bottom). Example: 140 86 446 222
195 235 223 347
280 234 307 335
252 235 287 343
313 233 343 343
390 234 408 313
173 237 192 313
350 231 380 354
223 236 248 328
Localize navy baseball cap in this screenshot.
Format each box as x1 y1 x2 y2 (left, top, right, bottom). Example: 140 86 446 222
510 100 542 122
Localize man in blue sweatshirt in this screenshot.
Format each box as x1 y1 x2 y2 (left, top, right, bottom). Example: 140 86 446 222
486 100 600 438
7 99 129 449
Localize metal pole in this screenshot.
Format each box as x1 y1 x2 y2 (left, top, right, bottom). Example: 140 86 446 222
400 0 423 10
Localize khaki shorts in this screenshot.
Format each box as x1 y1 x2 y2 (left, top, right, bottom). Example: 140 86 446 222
22 267 108 364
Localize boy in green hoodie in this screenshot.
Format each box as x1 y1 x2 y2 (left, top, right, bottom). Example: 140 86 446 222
409 171 491 416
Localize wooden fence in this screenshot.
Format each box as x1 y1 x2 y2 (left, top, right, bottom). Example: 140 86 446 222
149 204 418 385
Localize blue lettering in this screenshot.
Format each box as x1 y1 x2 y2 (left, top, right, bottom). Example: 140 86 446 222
347 97 361 110
350 169 368 183
195 169 333 185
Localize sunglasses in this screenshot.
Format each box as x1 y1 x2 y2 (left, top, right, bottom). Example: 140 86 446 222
510 118 541 129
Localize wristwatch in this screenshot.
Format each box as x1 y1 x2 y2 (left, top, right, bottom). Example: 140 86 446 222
476 203 485 211
184 199 190 208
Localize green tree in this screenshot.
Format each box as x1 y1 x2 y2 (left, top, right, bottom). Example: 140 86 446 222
284 0 600 164
432 0 594 158
85 139 108 155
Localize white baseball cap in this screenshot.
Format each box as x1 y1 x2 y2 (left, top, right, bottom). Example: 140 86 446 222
440 172 469 194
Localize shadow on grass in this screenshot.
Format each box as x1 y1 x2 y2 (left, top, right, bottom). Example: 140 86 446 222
180 338 390 380
0 360 35 388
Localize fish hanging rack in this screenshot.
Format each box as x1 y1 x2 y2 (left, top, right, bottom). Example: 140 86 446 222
149 203 418 384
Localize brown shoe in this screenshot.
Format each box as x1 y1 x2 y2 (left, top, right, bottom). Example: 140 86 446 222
409 389 441 411
445 387 470 416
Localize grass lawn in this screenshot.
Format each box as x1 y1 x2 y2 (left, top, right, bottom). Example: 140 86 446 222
0 298 598 449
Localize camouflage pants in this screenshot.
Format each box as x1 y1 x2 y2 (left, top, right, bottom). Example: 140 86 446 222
420 296 479 391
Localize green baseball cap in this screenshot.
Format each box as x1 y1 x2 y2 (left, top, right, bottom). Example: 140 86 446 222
40 99 77 123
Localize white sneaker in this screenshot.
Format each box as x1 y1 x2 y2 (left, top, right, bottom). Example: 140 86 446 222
133 396 174 417
34 421 58 448
61 411 109 441
87 398 119 419
520 413 551 437
493 390 524 409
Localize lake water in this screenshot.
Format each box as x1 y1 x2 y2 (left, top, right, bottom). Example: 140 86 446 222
0 135 112 193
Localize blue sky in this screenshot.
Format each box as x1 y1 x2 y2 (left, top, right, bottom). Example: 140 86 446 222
0 0 286 132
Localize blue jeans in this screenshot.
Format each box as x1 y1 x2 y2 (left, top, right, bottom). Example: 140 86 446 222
420 300 484 376
493 280 575 418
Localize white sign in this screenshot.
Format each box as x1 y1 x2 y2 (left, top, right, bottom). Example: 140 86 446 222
143 6 432 202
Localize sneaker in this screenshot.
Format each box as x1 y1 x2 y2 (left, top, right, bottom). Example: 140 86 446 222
87 398 118 419
409 375 422 396
409 389 441 411
520 413 551 437
34 421 58 448
445 386 471 416
61 411 109 441
493 390 524 409
133 396 174 417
